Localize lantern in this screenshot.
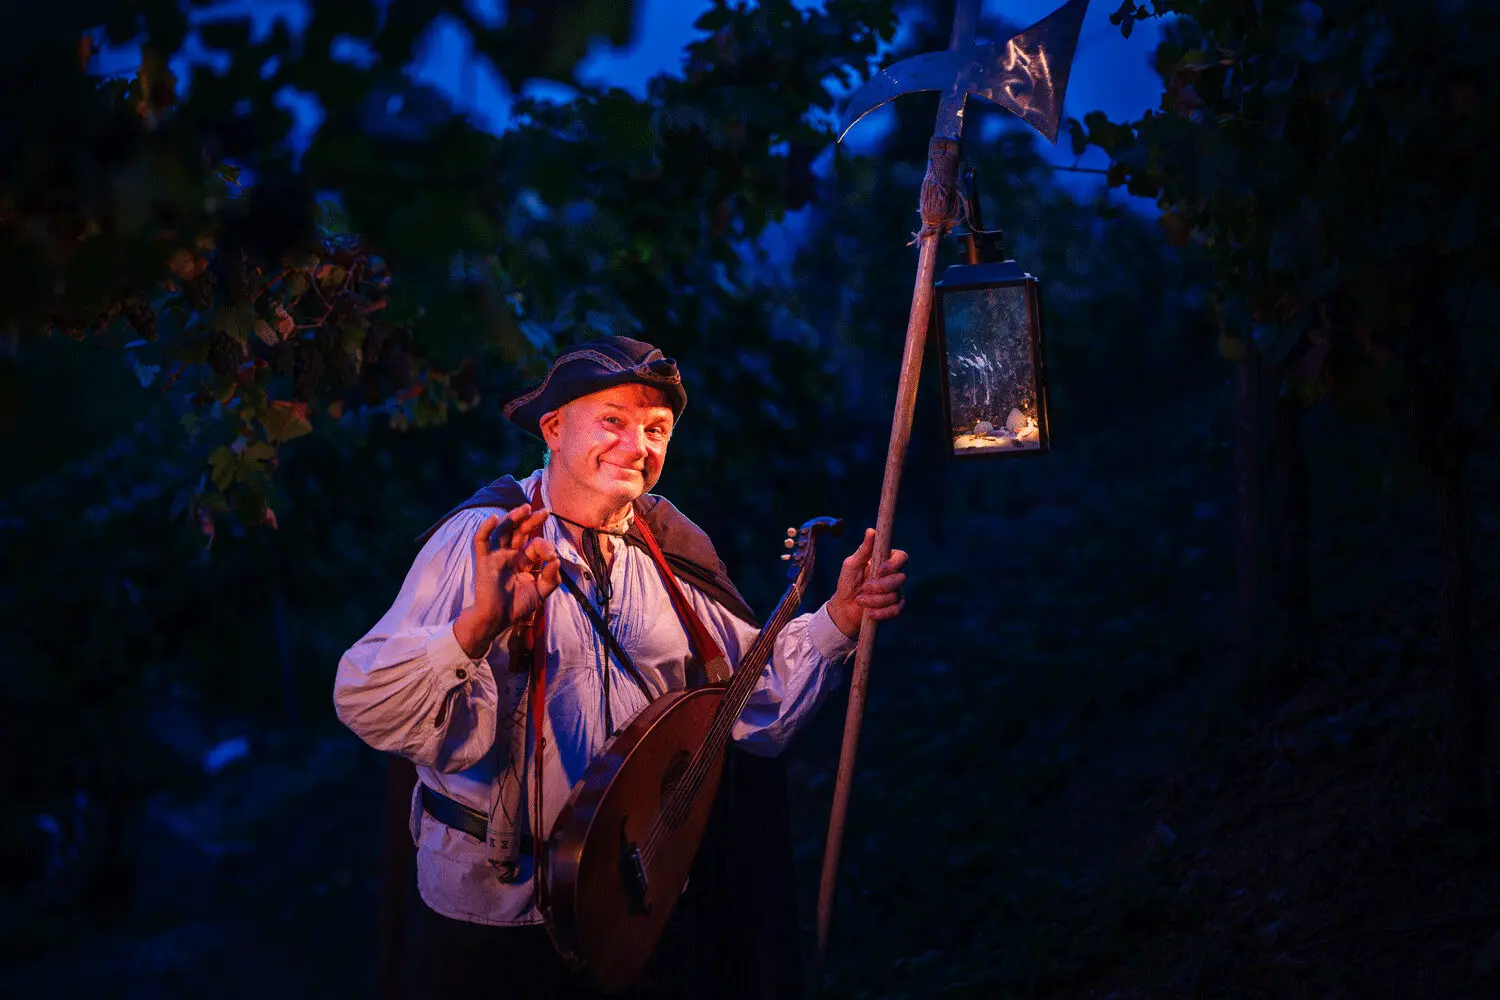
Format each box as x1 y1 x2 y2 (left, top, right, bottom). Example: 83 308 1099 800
932 258 1051 459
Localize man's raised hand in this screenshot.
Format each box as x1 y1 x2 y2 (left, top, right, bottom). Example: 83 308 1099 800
454 504 562 659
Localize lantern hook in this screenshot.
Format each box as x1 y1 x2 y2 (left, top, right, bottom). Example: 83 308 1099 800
953 161 1007 265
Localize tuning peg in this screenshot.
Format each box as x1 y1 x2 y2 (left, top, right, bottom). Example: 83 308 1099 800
780 554 791 561
783 538 795 549
786 527 796 537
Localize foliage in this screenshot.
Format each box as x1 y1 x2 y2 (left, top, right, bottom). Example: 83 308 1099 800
1075 0 1500 437
1 0 900 535
0 338 510 956
1 0 633 527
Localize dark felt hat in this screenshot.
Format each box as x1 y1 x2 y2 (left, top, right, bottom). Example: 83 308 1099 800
500 336 687 440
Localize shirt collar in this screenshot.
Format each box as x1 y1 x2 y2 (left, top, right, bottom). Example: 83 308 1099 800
525 467 637 533
518 468 637 570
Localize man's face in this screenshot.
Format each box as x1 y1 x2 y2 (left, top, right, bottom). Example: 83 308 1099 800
539 384 675 507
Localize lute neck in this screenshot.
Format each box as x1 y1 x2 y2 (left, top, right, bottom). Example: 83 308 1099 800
701 573 812 757
639 518 836 868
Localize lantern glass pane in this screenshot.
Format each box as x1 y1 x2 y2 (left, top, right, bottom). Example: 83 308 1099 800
942 283 1041 456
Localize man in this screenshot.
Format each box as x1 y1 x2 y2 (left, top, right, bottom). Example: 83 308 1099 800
334 336 908 998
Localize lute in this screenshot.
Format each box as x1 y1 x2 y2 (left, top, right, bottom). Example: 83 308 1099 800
543 515 843 993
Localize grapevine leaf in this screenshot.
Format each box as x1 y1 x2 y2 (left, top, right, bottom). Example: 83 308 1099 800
213 305 256 345
261 400 313 443
317 265 349 290
208 445 237 491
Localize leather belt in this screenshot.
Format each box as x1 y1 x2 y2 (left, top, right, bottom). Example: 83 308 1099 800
421 784 536 855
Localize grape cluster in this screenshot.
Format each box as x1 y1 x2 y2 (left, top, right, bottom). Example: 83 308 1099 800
187 270 215 311
206 331 241 377
124 299 157 340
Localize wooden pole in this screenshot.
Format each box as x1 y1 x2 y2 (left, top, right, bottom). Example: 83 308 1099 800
813 138 958 978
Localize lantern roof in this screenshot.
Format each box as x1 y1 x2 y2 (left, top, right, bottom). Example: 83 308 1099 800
935 259 1033 289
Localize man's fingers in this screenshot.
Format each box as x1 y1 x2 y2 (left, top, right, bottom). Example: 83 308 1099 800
488 504 529 545
522 536 556 566
520 537 563 597
474 513 502 556
847 527 874 555
848 531 906 618
537 549 563 596
859 571 906 596
509 508 550 548
495 505 548 551
843 528 876 574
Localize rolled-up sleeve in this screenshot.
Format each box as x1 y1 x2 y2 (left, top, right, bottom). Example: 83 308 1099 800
687 586 855 757
333 509 508 772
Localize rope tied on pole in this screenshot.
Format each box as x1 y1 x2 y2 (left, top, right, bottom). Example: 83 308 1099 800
907 137 963 245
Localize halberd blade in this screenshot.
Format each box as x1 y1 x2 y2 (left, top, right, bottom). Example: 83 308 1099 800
836 48 966 142
969 0 1091 143
836 0 1092 145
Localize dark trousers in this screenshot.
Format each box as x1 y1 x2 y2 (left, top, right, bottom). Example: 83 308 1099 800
404 902 678 1000
387 749 804 1000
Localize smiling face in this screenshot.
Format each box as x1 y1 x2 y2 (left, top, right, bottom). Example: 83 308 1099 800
539 384 675 514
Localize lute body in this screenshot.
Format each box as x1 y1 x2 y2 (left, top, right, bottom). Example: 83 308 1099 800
543 517 840 993
543 685 729 992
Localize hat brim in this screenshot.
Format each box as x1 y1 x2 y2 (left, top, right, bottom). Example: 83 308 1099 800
501 341 687 441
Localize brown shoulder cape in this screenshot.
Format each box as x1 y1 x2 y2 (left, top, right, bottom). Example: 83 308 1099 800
383 477 804 1000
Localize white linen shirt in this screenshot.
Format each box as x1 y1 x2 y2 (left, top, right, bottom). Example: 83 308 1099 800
333 469 854 926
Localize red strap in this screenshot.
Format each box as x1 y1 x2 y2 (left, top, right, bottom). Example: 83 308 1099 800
526 487 550 907
527 601 547 908
634 515 732 684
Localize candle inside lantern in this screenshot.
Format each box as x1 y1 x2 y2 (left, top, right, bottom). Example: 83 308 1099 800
951 409 1041 451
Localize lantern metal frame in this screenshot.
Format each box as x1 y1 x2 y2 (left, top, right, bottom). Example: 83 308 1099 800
931 258 1053 461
